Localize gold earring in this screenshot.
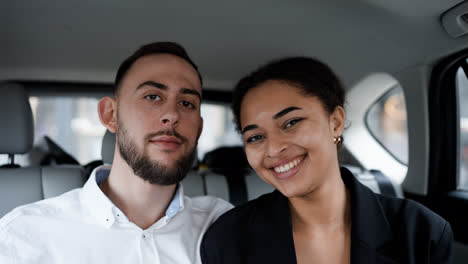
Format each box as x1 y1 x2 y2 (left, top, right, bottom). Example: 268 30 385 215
333 136 342 145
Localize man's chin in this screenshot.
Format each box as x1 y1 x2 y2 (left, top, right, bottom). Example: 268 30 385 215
147 146 184 157
148 156 178 167
148 148 192 163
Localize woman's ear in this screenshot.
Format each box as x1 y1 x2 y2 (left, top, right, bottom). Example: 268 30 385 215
330 106 345 137
98 97 118 133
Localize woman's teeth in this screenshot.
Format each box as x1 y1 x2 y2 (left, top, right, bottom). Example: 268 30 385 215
274 158 302 173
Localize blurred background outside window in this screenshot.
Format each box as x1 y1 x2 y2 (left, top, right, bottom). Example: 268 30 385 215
0 97 241 166
366 86 408 165
457 65 468 190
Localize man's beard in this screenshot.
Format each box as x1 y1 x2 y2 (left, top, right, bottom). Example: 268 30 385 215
116 118 197 185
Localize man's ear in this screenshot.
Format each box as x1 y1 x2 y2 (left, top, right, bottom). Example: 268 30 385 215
330 106 345 137
98 97 118 133
197 116 204 140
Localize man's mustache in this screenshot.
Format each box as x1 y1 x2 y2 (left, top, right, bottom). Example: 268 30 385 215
145 129 188 144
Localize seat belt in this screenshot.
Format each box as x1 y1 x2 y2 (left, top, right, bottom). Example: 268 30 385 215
223 170 248 206
369 169 397 197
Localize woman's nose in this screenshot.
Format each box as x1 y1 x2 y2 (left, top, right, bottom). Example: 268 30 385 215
265 134 288 157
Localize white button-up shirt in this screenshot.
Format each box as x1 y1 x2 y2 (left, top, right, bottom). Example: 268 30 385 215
0 165 233 264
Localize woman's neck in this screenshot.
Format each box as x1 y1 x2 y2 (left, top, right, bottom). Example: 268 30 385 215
288 171 351 231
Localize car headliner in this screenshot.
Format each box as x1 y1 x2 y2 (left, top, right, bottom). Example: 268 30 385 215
1 0 467 90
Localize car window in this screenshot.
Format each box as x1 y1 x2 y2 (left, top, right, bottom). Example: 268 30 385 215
0 96 104 166
457 64 468 190
0 96 241 165
29 96 105 164
199 103 242 159
365 86 408 165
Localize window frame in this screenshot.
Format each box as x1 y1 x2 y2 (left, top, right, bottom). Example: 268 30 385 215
364 85 409 166
14 81 236 165
404 48 468 245
428 50 468 194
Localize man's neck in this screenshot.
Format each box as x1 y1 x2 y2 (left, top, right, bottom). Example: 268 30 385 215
100 159 177 230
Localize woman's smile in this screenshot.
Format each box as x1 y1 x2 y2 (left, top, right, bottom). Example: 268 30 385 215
270 155 306 180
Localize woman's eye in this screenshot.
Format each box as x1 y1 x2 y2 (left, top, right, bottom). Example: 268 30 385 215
144 94 161 101
284 118 303 129
246 135 264 143
180 101 195 109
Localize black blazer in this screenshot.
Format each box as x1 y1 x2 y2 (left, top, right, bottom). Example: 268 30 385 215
201 167 453 264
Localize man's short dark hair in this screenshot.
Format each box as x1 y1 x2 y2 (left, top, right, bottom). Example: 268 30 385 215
114 42 202 95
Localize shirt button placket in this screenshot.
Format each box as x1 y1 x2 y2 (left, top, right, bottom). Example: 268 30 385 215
140 232 159 263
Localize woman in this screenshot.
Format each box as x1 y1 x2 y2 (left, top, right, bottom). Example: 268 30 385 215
200 57 453 264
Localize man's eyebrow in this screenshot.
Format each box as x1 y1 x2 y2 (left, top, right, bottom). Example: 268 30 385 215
180 88 202 101
273 106 302 120
241 124 259 134
135 81 201 101
136 81 167 90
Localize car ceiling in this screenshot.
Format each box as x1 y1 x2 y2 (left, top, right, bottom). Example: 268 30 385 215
1 0 467 91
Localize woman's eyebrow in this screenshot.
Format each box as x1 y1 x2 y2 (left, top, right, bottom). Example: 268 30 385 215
241 124 258 135
273 106 302 120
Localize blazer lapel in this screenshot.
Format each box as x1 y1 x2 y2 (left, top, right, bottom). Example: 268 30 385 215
247 190 297 263
351 240 376 263
247 169 398 264
341 167 395 264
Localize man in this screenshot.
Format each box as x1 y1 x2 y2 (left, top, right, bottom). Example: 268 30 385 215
0 42 232 263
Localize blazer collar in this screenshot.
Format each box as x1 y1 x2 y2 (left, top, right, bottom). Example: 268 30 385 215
248 188 297 263
341 167 395 263
257 167 395 264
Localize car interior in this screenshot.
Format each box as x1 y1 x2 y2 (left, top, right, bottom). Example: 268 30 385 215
1 0 468 263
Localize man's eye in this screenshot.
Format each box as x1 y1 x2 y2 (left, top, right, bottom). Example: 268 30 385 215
180 101 195 109
284 118 303 129
144 94 161 101
246 135 264 143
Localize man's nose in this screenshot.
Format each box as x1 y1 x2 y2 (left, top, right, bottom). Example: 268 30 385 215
160 102 179 126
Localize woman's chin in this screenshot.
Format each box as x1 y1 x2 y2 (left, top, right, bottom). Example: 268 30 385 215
275 184 305 198
276 181 320 199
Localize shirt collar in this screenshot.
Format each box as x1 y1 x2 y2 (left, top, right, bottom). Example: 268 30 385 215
80 165 185 228
166 183 185 219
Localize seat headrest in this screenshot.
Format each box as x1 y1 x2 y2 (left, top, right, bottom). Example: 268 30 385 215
101 130 115 164
0 83 34 154
202 146 250 171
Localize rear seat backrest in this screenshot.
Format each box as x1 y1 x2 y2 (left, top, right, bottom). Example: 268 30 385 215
101 129 115 165
0 83 85 217
200 170 230 201
342 164 404 198
0 83 41 216
41 166 85 198
99 132 402 204
201 147 403 205
0 168 42 216
201 146 274 205
244 170 274 200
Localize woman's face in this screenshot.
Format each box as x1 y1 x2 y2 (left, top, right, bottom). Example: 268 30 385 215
240 80 345 198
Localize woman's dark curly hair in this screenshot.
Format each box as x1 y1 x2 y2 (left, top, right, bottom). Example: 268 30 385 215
231 56 346 134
